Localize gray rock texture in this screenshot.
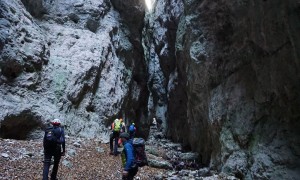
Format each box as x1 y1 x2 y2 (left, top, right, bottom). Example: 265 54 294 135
0 0 49 81
1 0 299 179
143 0 184 134
156 0 299 179
0 0 148 140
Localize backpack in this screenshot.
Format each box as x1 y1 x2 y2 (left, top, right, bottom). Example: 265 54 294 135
129 125 135 132
44 126 63 147
133 138 148 167
114 120 121 131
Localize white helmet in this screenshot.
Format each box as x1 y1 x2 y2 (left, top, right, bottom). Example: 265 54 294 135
51 118 61 125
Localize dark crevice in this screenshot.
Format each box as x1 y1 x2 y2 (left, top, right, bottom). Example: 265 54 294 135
0 110 43 140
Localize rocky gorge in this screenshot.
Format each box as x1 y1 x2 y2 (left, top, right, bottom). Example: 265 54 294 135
0 0 299 179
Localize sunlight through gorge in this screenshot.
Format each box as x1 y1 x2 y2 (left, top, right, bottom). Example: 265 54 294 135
145 0 155 11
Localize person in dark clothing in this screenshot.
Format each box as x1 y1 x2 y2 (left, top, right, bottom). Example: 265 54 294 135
120 132 138 180
110 118 123 155
43 119 65 180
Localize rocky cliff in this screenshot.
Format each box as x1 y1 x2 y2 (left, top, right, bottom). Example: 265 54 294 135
1 0 299 179
145 0 300 179
0 0 148 140
143 0 300 179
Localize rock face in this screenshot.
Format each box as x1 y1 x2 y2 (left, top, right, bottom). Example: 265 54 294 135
142 0 184 134
143 0 300 179
0 0 49 82
1 0 300 179
144 0 300 179
0 0 148 140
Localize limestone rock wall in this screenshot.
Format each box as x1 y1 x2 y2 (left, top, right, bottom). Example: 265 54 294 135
1 0 300 178
0 0 49 83
143 0 184 134
110 0 150 137
143 0 300 179
172 0 300 179
0 0 147 140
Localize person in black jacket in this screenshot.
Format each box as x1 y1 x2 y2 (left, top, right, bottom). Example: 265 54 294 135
42 118 66 180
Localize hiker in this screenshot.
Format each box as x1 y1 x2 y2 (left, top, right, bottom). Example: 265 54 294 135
152 118 157 127
120 132 138 180
42 118 65 180
128 123 136 139
120 118 126 132
110 118 123 155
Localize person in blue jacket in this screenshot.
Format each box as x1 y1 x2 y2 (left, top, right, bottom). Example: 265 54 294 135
119 132 138 180
128 123 136 139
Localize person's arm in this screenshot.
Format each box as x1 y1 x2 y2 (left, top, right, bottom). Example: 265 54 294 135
123 143 135 171
61 128 66 155
111 123 114 130
43 126 49 149
43 132 46 148
122 123 125 132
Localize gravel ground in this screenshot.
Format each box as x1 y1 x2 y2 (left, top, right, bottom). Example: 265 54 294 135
0 137 166 180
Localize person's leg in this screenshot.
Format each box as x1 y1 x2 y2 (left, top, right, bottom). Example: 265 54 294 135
109 132 114 153
114 132 119 155
127 167 138 180
129 166 139 179
50 147 61 180
42 151 52 180
129 132 135 139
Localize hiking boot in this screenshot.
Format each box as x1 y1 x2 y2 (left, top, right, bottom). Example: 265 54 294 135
114 152 120 156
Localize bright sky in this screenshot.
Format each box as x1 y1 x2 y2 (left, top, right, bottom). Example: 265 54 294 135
145 0 155 11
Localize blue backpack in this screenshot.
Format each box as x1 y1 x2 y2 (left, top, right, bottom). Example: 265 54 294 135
129 125 135 132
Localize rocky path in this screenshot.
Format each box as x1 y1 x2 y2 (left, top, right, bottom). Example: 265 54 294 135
0 127 241 180
0 127 238 180
0 137 166 180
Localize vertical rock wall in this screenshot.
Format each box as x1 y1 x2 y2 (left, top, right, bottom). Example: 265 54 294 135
0 0 147 140
1 0 300 178
172 0 300 179
143 0 184 134
110 0 150 138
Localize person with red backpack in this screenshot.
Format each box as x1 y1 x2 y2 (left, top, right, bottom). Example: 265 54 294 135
42 118 65 180
110 118 123 155
120 132 138 180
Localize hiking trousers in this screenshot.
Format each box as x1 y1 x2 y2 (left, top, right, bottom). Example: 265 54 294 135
122 166 138 180
43 146 62 180
110 131 120 155
129 131 135 139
